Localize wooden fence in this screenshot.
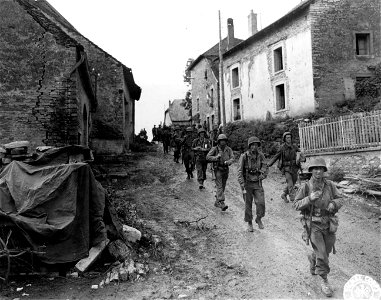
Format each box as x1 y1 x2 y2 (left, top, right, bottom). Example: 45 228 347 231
298 110 381 154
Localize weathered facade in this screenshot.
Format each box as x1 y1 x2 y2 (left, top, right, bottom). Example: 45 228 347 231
0 0 141 154
222 0 381 122
188 18 242 130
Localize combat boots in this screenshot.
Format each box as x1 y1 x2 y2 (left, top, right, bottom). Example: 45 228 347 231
320 276 333 297
307 253 316 275
247 222 254 232
255 216 264 229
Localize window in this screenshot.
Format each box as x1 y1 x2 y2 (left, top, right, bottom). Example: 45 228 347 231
233 98 241 121
206 117 210 131
274 47 283 72
275 84 286 111
204 70 208 80
210 88 214 106
197 97 200 112
231 67 239 88
355 33 370 55
211 115 215 129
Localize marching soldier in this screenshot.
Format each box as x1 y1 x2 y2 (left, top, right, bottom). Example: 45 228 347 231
293 157 343 298
206 134 234 211
268 131 305 202
237 137 268 231
192 128 211 189
172 126 182 163
181 127 195 179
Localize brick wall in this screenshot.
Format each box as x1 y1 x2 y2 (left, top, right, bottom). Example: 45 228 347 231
310 0 381 108
191 58 219 130
0 0 80 148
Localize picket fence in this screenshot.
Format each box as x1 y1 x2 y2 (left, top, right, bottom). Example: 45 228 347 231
298 110 381 154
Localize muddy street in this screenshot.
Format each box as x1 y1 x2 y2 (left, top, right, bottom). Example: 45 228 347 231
2 148 380 300
101 149 380 299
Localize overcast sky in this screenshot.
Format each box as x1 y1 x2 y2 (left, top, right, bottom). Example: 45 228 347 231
48 0 302 138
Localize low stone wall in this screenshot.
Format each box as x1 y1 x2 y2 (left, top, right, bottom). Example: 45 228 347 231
304 147 381 177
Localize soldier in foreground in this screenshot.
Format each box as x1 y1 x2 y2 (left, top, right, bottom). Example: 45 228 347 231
237 137 268 231
206 134 234 211
192 128 211 189
181 127 195 179
268 131 305 202
293 157 343 298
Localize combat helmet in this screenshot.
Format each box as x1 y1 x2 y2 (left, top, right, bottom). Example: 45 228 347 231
217 134 228 142
283 131 292 141
308 157 328 172
198 128 206 135
186 127 193 132
248 136 261 147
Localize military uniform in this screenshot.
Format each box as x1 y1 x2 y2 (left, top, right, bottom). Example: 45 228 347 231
181 128 195 179
268 132 305 202
207 134 234 210
192 129 211 188
237 141 268 228
293 158 343 297
172 129 182 163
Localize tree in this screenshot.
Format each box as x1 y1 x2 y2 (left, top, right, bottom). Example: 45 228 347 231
181 58 194 117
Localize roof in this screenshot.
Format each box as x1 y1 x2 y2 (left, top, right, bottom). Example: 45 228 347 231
122 66 142 101
16 0 141 97
187 36 243 71
166 99 191 123
224 0 314 57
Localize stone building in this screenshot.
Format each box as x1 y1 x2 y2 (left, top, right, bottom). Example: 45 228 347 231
222 0 380 122
163 99 191 127
0 0 141 154
187 18 242 130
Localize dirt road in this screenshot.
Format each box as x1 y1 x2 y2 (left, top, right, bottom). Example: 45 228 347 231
2 149 380 299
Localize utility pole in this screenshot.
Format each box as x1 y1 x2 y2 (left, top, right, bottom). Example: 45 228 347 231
218 10 226 131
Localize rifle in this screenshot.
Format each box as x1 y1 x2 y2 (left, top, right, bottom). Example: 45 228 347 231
302 204 313 246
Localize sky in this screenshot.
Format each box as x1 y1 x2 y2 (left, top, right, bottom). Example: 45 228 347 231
48 0 303 139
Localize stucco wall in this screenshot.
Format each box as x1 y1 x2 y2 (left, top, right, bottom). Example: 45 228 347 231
191 58 219 129
223 10 314 122
310 0 381 108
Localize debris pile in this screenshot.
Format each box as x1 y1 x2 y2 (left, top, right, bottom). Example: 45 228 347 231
99 259 149 288
337 177 381 197
0 141 34 165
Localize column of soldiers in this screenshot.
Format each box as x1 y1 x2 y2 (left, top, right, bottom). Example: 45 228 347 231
167 128 342 297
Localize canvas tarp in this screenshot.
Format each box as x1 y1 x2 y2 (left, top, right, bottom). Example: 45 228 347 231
0 160 107 264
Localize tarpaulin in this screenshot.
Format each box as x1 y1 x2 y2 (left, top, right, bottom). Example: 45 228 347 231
0 160 106 264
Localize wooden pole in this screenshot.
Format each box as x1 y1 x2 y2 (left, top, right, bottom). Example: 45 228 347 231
218 10 226 131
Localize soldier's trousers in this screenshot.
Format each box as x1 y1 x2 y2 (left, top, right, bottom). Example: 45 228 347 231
310 224 336 276
163 141 169 154
183 150 194 175
283 171 298 200
244 181 265 222
214 168 229 202
174 148 181 162
196 159 208 185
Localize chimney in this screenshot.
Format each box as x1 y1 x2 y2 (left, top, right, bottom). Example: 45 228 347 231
227 18 234 49
248 10 258 36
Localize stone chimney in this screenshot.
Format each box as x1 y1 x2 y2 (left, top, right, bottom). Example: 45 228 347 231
248 10 258 36
227 18 234 49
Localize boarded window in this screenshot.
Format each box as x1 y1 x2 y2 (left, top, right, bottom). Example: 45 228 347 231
275 84 285 111
233 98 241 120
232 67 239 88
274 47 283 72
356 33 370 55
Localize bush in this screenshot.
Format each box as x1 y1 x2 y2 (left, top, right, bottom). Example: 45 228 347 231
327 165 345 182
225 117 300 157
